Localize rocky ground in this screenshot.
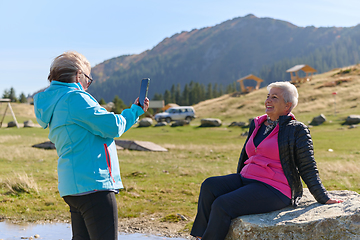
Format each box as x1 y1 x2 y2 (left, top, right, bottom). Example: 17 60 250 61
118 213 192 239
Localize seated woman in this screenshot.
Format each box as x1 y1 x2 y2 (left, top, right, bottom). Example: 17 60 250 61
190 81 342 240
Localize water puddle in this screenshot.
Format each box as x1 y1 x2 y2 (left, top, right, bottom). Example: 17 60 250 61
0 221 186 240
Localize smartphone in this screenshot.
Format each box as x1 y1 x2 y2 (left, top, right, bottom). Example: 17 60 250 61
138 78 150 106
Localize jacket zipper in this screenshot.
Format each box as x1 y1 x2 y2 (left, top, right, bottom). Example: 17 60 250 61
104 144 115 183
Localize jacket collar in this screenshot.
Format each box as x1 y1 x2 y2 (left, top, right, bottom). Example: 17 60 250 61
279 113 296 125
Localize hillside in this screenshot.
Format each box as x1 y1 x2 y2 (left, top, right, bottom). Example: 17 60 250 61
193 64 360 124
88 14 360 104
6 64 360 128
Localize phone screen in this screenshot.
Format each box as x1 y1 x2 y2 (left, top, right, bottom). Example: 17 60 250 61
139 78 150 106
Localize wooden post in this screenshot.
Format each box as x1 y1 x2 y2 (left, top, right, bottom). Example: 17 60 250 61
0 99 19 128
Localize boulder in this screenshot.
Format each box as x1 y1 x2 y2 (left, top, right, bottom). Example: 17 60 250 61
345 115 360 125
310 114 326 126
7 121 17 128
24 120 35 127
229 122 246 127
138 117 153 127
200 118 222 127
154 122 167 127
171 120 189 127
225 188 360 240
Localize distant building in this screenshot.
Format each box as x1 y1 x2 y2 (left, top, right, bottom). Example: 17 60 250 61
286 65 317 83
162 103 179 111
237 74 264 93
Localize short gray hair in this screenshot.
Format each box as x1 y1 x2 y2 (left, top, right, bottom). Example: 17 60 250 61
48 51 91 83
267 81 299 111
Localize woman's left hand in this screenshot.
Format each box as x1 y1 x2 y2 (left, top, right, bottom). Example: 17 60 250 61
326 199 344 204
134 97 149 112
142 98 149 112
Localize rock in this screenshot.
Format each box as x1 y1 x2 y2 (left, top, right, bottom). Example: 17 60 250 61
115 140 167 152
171 120 189 127
7 121 17 127
24 119 35 127
32 141 56 149
225 188 360 240
200 118 222 127
240 131 249 137
34 234 40 238
310 114 326 126
102 102 115 111
138 118 153 127
154 122 167 127
345 115 360 125
229 122 246 127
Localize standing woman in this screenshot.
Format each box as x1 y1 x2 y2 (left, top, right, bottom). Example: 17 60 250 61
190 81 342 240
34 51 149 240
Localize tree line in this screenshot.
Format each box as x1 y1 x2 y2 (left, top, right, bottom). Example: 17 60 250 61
2 87 28 103
152 80 239 106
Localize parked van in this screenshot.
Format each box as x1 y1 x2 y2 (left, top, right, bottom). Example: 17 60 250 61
154 106 196 123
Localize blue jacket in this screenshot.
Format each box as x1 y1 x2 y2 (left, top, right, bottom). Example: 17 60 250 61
34 81 144 197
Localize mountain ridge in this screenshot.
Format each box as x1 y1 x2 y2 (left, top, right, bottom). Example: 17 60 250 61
88 14 360 103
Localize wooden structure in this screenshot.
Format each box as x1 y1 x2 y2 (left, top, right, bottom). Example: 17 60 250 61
149 100 164 109
286 65 317 83
162 103 179 111
237 74 264 93
0 99 19 128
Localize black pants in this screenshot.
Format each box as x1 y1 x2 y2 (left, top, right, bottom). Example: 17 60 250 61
63 191 118 240
190 174 291 240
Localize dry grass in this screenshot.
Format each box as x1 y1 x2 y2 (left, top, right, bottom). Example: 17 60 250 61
1 172 39 194
193 64 360 123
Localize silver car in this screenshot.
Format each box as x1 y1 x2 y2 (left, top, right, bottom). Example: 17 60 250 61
154 106 196 123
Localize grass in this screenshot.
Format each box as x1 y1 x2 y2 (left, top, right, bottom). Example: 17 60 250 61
0 122 359 226
0 65 360 230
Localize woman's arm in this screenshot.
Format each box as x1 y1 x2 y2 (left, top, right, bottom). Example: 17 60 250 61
295 124 342 204
68 92 144 139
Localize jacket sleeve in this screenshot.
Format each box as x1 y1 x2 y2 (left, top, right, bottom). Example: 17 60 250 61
68 92 144 139
294 124 330 204
237 120 255 173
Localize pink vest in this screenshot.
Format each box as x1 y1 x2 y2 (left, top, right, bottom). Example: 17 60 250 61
240 115 291 199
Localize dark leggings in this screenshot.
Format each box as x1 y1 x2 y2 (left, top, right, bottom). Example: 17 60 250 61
63 191 118 240
190 174 291 240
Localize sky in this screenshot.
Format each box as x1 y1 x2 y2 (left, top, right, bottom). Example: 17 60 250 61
0 0 360 97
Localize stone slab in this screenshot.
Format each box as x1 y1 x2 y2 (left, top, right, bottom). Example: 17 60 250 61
115 140 168 152
226 188 360 240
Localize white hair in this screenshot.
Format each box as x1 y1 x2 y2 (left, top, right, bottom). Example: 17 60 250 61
267 81 299 111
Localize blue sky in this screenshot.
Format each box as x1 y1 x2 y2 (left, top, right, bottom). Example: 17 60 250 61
0 0 359 96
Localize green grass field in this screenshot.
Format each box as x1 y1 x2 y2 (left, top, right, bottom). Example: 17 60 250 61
0 120 359 225
0 65 360 230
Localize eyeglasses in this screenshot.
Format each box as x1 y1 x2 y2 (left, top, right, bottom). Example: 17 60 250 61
82 72 94 87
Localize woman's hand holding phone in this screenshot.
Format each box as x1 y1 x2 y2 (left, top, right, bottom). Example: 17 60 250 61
134 97 149 112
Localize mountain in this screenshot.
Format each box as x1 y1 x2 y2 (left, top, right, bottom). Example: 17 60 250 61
88 14 360 103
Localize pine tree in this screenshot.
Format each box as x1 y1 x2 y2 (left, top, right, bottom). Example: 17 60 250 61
99 98 106 105
19 93 27 103
206 83 213 99
164 90 171 105
8 88 17 102
112 96 127 114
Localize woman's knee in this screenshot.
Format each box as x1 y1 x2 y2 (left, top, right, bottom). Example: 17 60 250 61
200 176 218 192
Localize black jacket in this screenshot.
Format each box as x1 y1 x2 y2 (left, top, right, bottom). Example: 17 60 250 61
237 115 330 207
